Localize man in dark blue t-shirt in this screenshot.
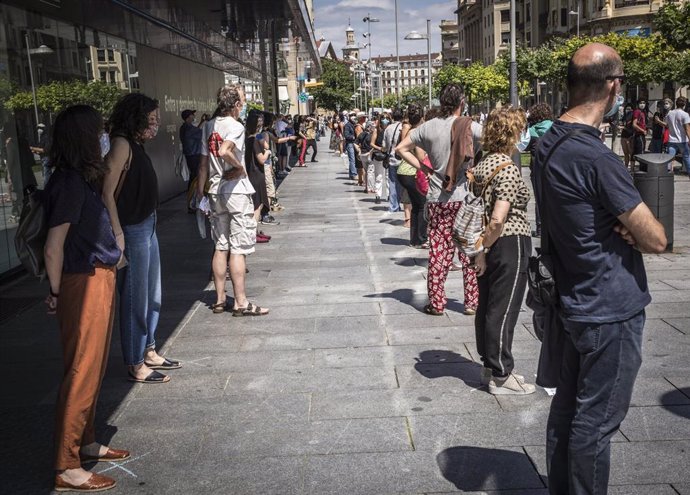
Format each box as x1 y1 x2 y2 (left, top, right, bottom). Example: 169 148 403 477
533 43 666 494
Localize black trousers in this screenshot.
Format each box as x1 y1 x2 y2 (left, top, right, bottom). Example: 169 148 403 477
475 235 531 377
397 174 428 246
185 154 201 192
306 139 318 161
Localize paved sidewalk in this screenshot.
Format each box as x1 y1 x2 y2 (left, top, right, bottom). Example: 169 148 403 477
2 145 690 494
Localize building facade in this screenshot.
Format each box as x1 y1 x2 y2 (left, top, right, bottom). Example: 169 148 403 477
0 0 319 277
373 53 443 96
440 19 460 66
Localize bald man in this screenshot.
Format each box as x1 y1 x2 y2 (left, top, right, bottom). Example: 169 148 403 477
533 43 667 494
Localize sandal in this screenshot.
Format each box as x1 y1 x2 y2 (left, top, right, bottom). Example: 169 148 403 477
423 304 444 316
128 370 170 384
232 302 269 317
211 302 227 314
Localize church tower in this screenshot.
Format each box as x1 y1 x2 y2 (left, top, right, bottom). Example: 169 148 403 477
341 20 360 62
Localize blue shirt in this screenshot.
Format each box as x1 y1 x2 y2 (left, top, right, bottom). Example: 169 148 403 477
45 168 121 273
534 120 650 323
180 122 202 156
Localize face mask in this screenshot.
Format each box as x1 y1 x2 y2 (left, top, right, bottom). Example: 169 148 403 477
192 119 199 126
143 123 159 140
381 119 390 126
516 129 531 152
638 103 646 110
664 104 671 110
239 103 247 121
604 95 624 119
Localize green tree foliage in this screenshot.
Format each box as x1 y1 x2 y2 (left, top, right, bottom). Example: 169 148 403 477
655 2 690 51
434 62 524 103
400 86 432 107
310 58 355 112
5 80 123 116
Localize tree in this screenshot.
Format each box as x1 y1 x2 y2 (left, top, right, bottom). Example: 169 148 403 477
434 62 517 104
401 86 431 107
5 80 123 116
310 58 355 112
655 2 690 51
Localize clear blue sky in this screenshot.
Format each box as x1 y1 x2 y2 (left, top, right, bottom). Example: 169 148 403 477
312 0 455 59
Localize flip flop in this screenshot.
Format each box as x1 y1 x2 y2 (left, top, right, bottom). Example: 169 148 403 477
423 304 444 316
128 370 170 384
144 358 182 370
232 302 269 317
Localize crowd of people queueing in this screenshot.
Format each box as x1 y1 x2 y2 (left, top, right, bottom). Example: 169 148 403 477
41 83 328 492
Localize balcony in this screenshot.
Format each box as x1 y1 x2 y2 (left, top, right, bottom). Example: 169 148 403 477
614 0 650 8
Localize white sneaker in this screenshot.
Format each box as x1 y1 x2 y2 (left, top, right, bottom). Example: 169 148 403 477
480 367 525 386
488 374 535 395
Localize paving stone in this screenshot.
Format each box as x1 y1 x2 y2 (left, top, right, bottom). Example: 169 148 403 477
313 344 473 368
223 366 397 394
663 317 690 334
620 405 690 442
628 377 690 407
240 325 387 351
395 362 485 390
131 369 230 400
387 326 478 346
673 483 690 494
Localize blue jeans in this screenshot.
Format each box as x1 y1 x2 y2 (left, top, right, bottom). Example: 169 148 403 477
118 212 161 366
346 142 356 178
668 141 690 174
387 165 403 212
546 310 645 495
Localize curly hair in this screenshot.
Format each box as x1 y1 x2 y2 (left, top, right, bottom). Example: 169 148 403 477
439 83 465 118
109 93 158 142
527 103 553 126
49 105 106 184
406 104 424 127
481 106 527 155
217 84 243 116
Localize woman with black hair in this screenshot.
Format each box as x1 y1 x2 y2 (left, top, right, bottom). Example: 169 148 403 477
45 105 127 492
103 93 180 385
245 110 276 230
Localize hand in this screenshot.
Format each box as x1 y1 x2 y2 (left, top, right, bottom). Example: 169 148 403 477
473 252 487 277
45 294 58 315
223 167 246 181
613 223 637 246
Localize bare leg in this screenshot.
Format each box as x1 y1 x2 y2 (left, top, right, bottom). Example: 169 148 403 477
404 203 412 228
229 253 248 309
212 250 229 305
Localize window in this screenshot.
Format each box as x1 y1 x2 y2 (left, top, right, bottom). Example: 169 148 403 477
97 49 105 62
107 49 114 61
501 31 510 45
561 8 567 26
500 9 510 23
526 3 531 22
108 70 116 82
421 69 425 76
414 69 418 76
99 70 107 81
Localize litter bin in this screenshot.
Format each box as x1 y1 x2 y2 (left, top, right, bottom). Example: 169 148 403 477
633 153 674 251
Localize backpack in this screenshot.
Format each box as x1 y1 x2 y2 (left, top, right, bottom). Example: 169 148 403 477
452 162 512 257
14 186 47 278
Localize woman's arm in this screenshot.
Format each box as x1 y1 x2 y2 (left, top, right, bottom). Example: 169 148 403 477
654 114 667 128
395 135 422 170
102 137 129 255
370 129 381 151
254 139 271 166
473 199 510 276
44 223 70 313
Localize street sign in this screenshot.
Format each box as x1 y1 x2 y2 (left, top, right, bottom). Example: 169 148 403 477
298 92 309 103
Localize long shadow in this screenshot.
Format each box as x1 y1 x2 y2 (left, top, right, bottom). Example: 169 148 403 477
414 350 484 389
0 195 210 492
661 388 690 418
437 446 547 491
380 218 405 226
380 237 409 246
370 206 389 212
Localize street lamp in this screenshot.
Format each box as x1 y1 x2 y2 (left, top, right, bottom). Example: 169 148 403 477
404 19 432 109
24 34 54 133
569 7 580 37
363 14 379 115
537 80 547 103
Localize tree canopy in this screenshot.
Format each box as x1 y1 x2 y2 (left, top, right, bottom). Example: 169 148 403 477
310 58 356 112
654 1 690 51
4 80 124 116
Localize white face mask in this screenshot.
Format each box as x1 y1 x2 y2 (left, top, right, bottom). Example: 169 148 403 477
638 103 646 110
664 104 671 110
516 129 531 152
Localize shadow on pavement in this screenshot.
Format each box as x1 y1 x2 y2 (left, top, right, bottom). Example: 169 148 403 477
437 446 547 491
380 237 409 246
662 388 690 418
414 350 482 389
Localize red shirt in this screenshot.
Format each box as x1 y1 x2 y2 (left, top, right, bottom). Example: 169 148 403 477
632 109 646 134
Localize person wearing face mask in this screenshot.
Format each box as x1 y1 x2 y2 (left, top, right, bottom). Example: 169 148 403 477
630 98 648 170
179 109 203 205
525 103 554 237
665 96 690 176
649 98 671 153
104 93 181 384
534 44 666 493
369 113 390 204
343 112 358 180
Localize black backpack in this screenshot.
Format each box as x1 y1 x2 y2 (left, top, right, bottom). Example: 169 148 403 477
14 185 47 279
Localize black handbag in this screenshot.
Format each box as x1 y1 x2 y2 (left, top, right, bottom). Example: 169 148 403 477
14 186 47 279
372 150 387 162
529 129 586 388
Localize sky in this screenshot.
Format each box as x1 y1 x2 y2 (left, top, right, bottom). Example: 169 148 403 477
312 0 456 60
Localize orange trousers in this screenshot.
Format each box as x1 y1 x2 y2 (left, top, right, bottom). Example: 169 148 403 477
55 264 116 470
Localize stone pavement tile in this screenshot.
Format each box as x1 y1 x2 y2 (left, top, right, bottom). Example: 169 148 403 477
387 326 478 346
620 406 690 441
240 325 388 351
674 483 690 494
379 299 434 315
203 416 411 457
130 369 230 400
410 410 549 450
223 366 397 394
161 349 314 372
313 344 473 368
311 388 500 420
304 451 456 495
660 278 690 289
628 377 690 407
665 375 690 395
166 334 245 355
647 302 690 320
664 317 690 334
495 388 554 412
384 313 460 328
465 338 543 362
428 491 548 495
607 485 680 494
249 302 382 320
525 440 690 485
647 289 690 303
313 314 386 334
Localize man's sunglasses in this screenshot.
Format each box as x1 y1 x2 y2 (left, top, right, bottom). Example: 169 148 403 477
606 75 626 84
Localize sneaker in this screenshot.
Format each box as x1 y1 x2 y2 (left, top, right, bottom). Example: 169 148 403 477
463 307 476 315
261 215 280 225
480 368 525 386
256 234 270 243
488 374 535 395
258 231 271 240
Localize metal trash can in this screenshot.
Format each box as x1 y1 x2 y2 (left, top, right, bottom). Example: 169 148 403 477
633 153 674 251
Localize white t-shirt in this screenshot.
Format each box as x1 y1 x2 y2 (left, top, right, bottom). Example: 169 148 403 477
666 108 690 144
275 119 288 136
382 122 403 166
201 116 254 196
